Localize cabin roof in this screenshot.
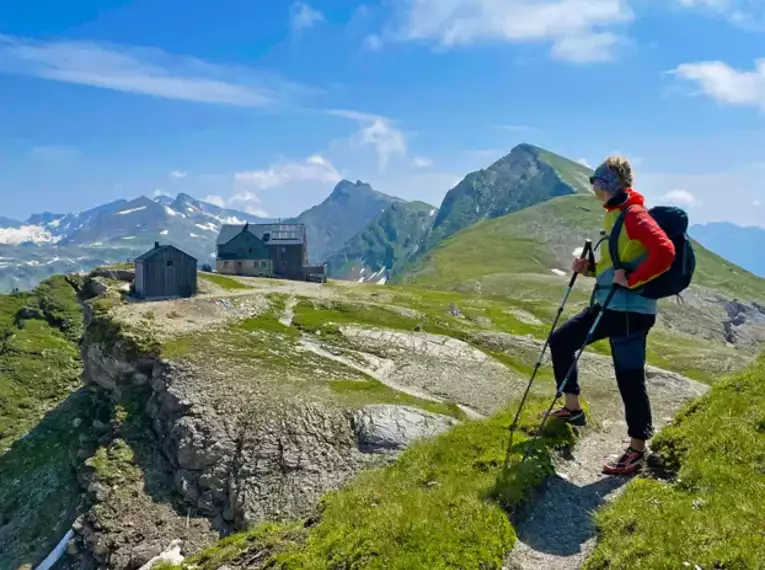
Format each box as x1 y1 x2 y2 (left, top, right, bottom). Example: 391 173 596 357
135 243 197 262
216 223 306 246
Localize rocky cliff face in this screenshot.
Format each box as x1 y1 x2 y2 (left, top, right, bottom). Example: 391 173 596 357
67 288 459 568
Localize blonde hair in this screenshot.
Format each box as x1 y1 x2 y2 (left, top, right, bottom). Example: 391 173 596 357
604 155 634 189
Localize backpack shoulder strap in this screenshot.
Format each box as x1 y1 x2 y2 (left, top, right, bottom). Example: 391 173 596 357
608 205 638 271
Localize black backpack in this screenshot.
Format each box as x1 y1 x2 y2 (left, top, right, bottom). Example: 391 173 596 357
609 205 696 300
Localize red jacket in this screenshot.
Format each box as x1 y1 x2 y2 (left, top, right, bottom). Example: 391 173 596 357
603 189 676 288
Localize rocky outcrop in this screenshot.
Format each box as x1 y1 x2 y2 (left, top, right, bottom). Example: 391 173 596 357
71 309 459 568
353 404 458 453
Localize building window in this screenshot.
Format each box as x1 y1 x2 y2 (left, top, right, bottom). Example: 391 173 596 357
248 248 252 254
167 260 174 267
224 261 229 267
281 247 286 254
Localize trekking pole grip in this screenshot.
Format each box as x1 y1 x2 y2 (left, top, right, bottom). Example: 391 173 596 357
568 239 592 287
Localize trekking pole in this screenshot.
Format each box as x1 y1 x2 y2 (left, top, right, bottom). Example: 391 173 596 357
503 239 593 469
520 284 619 464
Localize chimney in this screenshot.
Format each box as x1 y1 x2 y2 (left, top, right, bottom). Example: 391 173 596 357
154 241 160 249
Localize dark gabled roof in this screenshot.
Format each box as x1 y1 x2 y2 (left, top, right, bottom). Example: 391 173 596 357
216 223 306 246
135 243 197 262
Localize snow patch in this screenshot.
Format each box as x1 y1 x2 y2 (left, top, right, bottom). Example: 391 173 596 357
160 229 169 236
116 206 147 216
377 276 388 285
0 225 60 245
221 215 247 225
190 233 201 238
164 206 179 217
551 268 566 277
48 218 61 228
122 236 136 240
196 222 217 232
429 209 437 216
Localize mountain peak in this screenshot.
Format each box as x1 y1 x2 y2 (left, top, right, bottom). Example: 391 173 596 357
331 179 374 196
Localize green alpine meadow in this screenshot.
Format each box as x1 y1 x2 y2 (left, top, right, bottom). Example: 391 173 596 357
1 143 763 570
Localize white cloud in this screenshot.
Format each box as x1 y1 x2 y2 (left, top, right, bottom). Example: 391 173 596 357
227 191 270 218
675 0 764 31
289 2 325 33
0 34 311 107
152 188 170 198
169 170 187 178
327 110 407 170
204 195 227 208
389 0 633 63
577 158 592 168
235 155 342 190
550 32 620 63
412 156 434 168
659 189 701 208
671 59 765 110
754 198 762 208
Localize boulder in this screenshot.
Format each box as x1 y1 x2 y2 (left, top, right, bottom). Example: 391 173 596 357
353 404 457 453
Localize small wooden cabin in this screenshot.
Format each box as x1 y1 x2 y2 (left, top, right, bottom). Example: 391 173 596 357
134 242 197 300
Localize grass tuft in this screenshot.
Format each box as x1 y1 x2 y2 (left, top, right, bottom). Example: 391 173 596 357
172 400 575 570
199 273 252 290
584 355 765 570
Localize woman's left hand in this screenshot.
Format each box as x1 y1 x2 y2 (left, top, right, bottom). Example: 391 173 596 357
613 269 629 288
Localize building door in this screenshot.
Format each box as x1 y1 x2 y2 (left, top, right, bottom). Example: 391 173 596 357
236 261 243 274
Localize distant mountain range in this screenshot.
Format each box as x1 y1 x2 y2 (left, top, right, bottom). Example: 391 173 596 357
1 143 762 293
690 222 764 278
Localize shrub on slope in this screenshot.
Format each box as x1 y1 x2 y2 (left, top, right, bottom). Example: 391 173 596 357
585 355 765 569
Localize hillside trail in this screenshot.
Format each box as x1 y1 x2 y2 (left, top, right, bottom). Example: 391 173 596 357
506 369 709 570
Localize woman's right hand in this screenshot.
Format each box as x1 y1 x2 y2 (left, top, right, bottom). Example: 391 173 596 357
571 257 589 274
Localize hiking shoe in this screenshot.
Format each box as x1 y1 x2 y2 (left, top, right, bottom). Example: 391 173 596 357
603 447 645 475
549 406 586 426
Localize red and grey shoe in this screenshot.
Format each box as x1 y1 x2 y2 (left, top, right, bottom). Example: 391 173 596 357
603 447 646 475
549 406 586 426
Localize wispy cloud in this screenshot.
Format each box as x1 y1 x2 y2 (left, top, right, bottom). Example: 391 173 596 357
383 0 633 63
326 109 407 170
235 155 342 190
676 0 765 31
0 34 313 107
670 59 765 111
213 156 341 219
659 189 702 208
204 195 227 208
169 170 188 179
412 156 434 168
289 2 325 33
30 145 80 160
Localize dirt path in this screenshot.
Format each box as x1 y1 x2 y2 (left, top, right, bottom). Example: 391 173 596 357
506 369 709 570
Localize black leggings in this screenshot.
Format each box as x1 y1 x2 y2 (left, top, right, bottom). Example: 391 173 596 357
549 306 656 441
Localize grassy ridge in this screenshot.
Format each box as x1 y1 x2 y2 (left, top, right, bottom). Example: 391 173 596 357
167 399 576 570
0 275 83 450
0 276 96 569
584 356 765 569
401 194 765 303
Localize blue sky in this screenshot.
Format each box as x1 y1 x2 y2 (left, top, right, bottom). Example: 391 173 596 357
1 0 764 227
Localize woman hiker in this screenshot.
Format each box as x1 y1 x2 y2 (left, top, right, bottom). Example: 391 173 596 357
549 155 676 475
